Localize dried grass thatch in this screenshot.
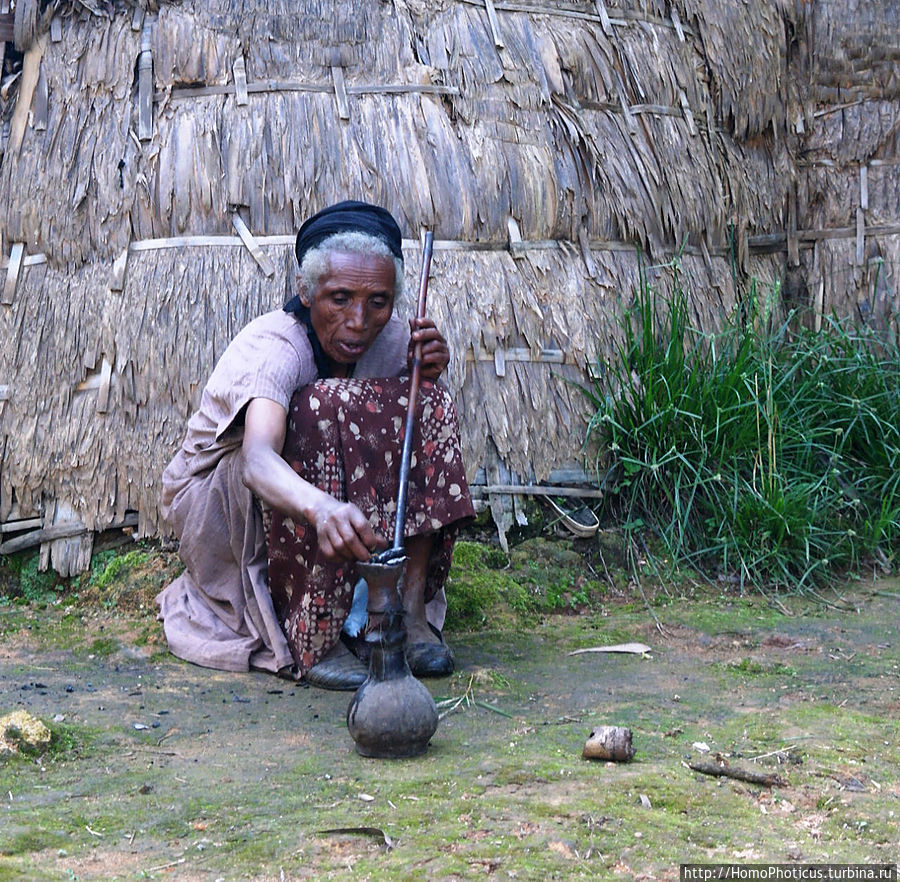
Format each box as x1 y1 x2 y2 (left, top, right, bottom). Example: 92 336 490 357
0 0 898 569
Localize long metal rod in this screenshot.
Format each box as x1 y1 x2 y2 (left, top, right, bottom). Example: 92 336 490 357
392 230 434 551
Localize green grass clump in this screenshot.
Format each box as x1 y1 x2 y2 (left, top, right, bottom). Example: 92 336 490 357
446 539 610 629
86 548 151 594
1 544 179 613
0 555 61 604
446 541 531 629
586 260 900 593
75 545 179 613
509 538 605 610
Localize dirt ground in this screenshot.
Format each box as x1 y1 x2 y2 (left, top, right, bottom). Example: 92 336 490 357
1 573 899 881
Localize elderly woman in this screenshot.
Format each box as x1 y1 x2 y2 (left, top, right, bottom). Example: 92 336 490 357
156 201 474 690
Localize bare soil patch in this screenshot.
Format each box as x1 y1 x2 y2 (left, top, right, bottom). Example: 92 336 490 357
1 564 899 880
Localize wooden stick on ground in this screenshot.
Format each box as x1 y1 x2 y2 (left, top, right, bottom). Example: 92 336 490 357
688 759 786 788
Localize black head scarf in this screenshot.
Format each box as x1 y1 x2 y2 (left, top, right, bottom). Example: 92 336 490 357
293 199 403 269
284 200 404 376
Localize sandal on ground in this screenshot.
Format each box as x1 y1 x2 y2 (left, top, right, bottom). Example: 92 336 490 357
406 624 455 678
303 640 368 691
544 496 600 539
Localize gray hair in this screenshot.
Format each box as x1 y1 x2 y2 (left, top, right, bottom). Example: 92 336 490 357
299 231 404 300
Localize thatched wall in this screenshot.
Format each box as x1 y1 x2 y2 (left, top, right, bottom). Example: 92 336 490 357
793 0 900 329
0 0 897 569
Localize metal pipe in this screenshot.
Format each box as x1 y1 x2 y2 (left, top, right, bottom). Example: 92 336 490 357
392 230 434 551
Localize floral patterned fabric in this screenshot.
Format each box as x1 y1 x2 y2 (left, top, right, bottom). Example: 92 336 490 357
267 377 474 676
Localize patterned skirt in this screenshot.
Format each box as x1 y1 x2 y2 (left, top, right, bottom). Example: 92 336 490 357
266 377 474 676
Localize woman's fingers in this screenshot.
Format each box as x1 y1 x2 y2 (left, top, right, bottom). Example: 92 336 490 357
417 340 448 378
409 317 449 378
313 499 379 562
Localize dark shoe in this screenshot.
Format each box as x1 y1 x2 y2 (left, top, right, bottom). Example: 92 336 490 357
303 642 368 691
406 624 455 678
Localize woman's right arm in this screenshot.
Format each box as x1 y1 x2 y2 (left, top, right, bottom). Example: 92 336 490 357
240 397 379 562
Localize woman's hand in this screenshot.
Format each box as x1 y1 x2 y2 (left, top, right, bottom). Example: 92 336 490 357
408 316 450 380
307 495 380 563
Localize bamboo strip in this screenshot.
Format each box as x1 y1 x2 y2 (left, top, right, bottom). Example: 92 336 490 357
155 82 704 130
157 82 459 102
2 243 24 305
814 97 878 117
466 347 566 364
470 485 604 500
594 0 611 35
799 159 900 168
156 83 328 101
232 215 276 277
856 208 866 266
788 186 799 266
459 0 693 33
679 90 696 136
331 65 351 120
8 33 46 155
233 55 248 106
506 216 525 258
483 0 505 48
138 21 153 140
96 358 112 414
346 84 461 96
109 244 130 291
129 235 246 250
8 225 900 276
569 102 720 133
856 165 868 266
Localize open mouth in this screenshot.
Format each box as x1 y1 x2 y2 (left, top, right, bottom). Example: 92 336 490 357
337 340 367 359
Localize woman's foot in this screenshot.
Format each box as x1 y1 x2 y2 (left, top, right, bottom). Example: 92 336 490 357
303 639 368 691
405 621 455 678
405 619 442 646
399 535 454 676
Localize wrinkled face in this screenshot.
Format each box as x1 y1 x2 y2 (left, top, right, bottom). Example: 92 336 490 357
301 251 396 371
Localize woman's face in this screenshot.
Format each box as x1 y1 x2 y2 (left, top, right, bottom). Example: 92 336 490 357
303 251 396 369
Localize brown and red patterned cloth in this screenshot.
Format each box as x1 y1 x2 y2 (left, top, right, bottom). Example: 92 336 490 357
267 377 474 676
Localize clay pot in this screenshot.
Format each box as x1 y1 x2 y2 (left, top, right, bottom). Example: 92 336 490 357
346 558 439 759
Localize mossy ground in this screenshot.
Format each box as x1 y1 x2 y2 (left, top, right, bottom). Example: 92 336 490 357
1 532 899 880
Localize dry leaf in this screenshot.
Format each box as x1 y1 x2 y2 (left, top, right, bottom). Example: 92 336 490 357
568 643 653 657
